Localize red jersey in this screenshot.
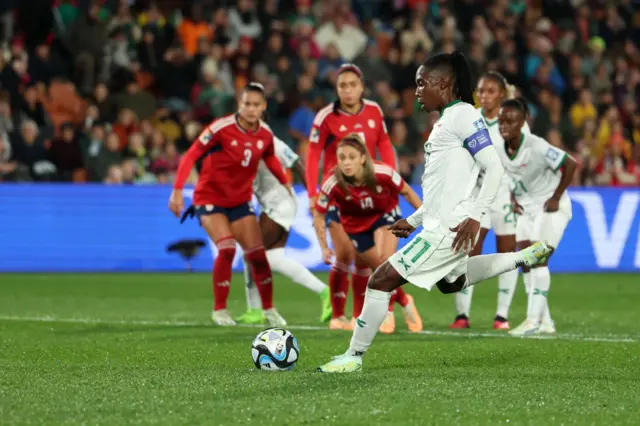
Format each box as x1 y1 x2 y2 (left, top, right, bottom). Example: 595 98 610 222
173 114 288 207
306 99 396 197
316 163 403 234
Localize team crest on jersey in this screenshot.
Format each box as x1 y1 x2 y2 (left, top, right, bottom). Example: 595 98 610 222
473 119 487 131
546 148 559 161
368 119 375 129
257 140 264 150
310 128 320 143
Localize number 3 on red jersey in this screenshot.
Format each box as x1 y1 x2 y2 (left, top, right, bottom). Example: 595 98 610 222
241 149 252 167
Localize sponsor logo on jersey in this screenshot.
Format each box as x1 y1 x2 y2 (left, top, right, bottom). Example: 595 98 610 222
310 128 320 143
345 195 352 200
199 130 213 145
257 140 264 150
368 119 375 129
473 119 487 131
546 148 560 161
339 125 347 132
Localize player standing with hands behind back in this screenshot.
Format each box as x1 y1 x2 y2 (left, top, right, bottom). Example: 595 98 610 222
307 64 418 330
169 83 288 327
317 51 553 373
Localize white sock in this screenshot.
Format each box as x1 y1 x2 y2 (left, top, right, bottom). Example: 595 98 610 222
455 285 474 317
348 288 391 355
523 271 532 314
527 266 550 325
243 256 261 310
266 248 326 294
465 253 521 286
541 300 554 326
496 269 518 319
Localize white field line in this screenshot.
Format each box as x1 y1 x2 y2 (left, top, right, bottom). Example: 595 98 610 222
0 315 636 343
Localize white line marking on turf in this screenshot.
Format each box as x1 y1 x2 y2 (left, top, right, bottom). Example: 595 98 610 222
0 315 636 343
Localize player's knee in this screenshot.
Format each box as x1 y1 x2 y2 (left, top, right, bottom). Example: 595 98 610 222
436 276 466 294
216 237 237 261
367 263 398 292
334 249 354 265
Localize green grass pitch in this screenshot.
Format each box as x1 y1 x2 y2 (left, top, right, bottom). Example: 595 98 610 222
1 272 639 425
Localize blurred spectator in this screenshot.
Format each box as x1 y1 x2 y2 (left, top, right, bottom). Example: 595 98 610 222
0 0 634 187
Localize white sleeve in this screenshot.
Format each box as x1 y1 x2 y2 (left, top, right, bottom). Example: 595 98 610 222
538 139 568 172
468 146 505 222
274 137 299 169
406 205 424 228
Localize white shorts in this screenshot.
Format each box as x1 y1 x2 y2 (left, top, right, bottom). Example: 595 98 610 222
261 194 297 231
388 228 469 291
516 196 572 248
480 188 517 236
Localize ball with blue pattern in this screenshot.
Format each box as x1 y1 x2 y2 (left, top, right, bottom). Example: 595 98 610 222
251 328 299 371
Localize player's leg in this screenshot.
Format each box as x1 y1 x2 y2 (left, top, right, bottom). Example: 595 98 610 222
511 209 569 336
494 234 518 329
230 205 286 327
375 225 422 333
327 217 355 330
351 255 371 321
450 227 488 329
260 211 331 322
199 210 237 326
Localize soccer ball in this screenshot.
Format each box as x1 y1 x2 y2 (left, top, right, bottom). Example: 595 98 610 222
251 327 299 371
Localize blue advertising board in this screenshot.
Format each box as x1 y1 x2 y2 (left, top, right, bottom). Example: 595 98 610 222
0 185 638 273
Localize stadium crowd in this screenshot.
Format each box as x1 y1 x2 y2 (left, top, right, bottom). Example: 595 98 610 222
0 0 637 186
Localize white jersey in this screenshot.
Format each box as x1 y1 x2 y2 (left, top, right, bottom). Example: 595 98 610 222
414 101 494 232
475 109 530 192
253 137 299 207
501 132 569 211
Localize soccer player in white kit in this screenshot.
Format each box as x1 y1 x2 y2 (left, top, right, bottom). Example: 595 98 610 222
451 72 530 330
237 136 332 325
317 51 553 373
497 99 577 336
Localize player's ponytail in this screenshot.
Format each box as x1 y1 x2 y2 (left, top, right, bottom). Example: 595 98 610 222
335 133 377 193
449 51 475 104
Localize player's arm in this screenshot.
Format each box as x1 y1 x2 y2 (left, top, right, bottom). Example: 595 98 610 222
305 119 329 203
292 160 307 188
169 126 217 217
540 140 577 212
313 192 334 264
262 138 289 187
374 105 397 170
274 136 307 187
399 181 422 210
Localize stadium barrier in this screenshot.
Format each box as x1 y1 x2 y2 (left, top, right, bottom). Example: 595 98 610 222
0 185 638 273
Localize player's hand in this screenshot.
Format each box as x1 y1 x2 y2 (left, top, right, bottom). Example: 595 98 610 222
450 218 480 254
544 196 560 213
169 189 184 218
321 247 334 265
388 219 415 238
285 184 294 197
512 199 524 215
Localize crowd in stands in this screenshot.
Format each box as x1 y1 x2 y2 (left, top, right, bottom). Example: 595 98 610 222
0 0 638 186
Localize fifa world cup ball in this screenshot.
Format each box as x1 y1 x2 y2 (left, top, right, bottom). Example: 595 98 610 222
251 328 299 371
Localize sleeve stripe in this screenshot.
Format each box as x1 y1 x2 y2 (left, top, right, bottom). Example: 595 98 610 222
374 164 393 177
321 175 338 193
313 104 334 126
209 115 235 134
553 153 568 172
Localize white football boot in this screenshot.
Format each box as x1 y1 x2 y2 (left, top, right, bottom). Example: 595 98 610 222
264 308 287 327
509 320 539 336
520 241 553 267
212 309 236 326
317 352 363 373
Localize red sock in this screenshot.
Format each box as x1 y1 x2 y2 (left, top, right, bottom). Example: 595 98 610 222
352 267 371 318
213 237 236 311
395 287 410 307
388 290 397 312
245 245 273 310
329 261 349 319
